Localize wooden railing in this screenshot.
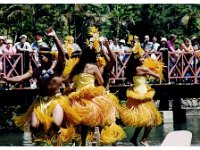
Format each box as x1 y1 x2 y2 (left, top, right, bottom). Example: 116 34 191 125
109 51 163 84
168 51 200 84
0 54 23 77
1 50 200 87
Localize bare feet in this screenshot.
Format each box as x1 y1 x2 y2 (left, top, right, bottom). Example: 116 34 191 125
140 140 149 146
130 138 138 146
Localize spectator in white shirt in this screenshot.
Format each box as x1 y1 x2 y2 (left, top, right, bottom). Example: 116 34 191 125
109 37 120 52
99 36 108 53
14 35 32 52
141 35 153 51
152 36 160 51
14 35 32 73
118 39 128 61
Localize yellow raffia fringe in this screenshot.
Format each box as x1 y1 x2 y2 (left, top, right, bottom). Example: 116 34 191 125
120 101 162 127
105 93 122 112
57 126 76 145
13 99 40 131
34 137 53 145
86 131 94 142
142 57 165 80
100 123 126 144
57 96 82 125
34 106 54 132
14 95 82 132
68 86 120 126
126 87 155 102
63 57 79 78
73 131 94 143
68 86 105 102
72 98 103 126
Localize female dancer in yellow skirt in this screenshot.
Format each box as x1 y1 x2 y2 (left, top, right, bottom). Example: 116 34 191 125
2 28 82 145
120 45 163 146
64 46 126 146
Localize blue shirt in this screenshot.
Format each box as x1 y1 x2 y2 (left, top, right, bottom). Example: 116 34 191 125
141 42 153 51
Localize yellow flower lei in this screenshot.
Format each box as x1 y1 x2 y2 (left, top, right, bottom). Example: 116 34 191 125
88 26 99 36
97 56 106 67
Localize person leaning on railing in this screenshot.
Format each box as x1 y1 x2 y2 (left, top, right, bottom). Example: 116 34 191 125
2 39 17 58
191 37 200 51
181 38 195 83
166 34 179 71
14 35 32 74
2 39 17 74
181 38 194 53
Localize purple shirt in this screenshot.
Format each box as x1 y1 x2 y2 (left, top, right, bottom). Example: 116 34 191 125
167 40 176 52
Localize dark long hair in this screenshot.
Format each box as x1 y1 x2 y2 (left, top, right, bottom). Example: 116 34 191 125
124 52 142 82
38 47 53 68
69 46 97 80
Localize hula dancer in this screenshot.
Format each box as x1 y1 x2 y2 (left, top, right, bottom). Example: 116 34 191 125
120 43 164 146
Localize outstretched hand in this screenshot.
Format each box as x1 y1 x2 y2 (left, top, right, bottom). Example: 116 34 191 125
45 27 56 37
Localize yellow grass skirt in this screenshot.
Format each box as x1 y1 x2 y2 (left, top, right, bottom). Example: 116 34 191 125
13 94 82 145
68 86 121 127
120 87 162 127
100 122 126 144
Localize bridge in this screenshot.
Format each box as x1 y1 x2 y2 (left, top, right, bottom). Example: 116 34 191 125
0 51 200 123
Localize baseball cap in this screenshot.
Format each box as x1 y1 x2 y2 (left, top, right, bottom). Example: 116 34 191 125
20 35 27 39
161 37 167 42
119 39 125 44
6 39 13 44
0 36 5 40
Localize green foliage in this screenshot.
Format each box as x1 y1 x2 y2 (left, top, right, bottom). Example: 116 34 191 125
0 4 200 47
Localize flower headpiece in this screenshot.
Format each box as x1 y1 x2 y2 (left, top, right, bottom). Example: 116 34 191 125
64 35 74 58
87 26 100 53
127 35 133 44
133 42 145 59
127 35 138 44
64 35 73 44
88 26 99 36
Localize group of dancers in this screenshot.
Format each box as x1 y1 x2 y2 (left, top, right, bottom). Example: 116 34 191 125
1 27 164 146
